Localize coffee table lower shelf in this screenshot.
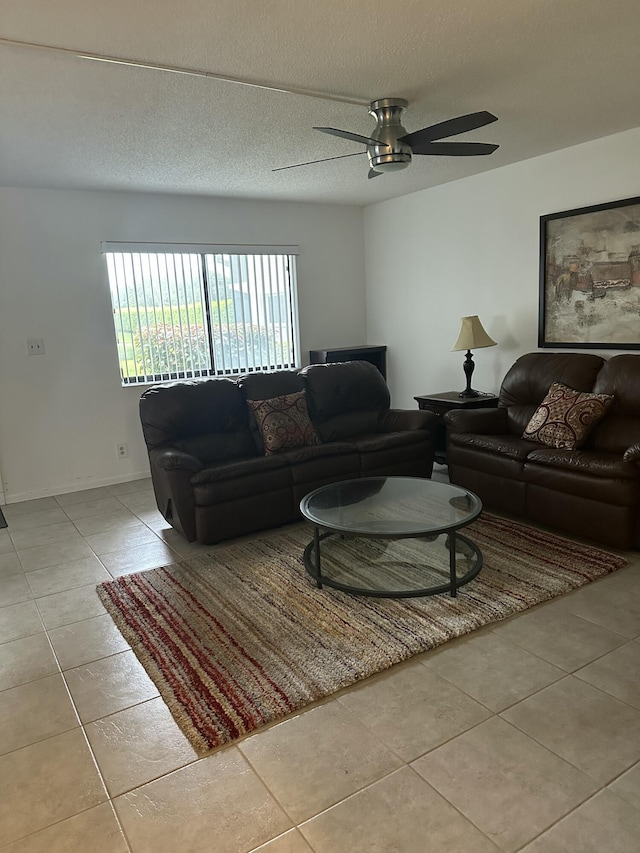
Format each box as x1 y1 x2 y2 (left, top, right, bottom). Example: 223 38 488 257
303 528 483 599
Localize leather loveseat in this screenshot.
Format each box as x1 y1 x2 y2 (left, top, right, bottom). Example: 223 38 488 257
444 352 640 549
140 360 436 544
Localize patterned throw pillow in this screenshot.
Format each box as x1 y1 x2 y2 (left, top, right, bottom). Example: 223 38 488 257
522 382 613 450
247 391 320 455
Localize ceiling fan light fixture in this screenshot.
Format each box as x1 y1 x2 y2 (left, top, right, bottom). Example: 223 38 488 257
370 160 410 173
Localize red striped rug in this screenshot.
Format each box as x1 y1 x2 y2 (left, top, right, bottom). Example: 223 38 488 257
97 513 626 753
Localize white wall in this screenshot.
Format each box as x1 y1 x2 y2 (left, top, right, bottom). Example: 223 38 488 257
364 126 640 408
0 188 366 501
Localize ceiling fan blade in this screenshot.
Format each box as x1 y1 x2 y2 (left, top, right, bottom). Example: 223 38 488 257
272 151 365 172
412 141 499 157
368 169 383 179
313 127 389 147
399 111 498 147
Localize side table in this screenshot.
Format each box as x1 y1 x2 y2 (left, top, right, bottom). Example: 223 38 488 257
414 391 499 465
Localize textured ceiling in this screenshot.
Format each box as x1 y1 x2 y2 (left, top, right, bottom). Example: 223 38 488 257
2 0 640 205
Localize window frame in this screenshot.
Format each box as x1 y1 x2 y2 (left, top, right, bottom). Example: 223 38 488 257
102 242 301 387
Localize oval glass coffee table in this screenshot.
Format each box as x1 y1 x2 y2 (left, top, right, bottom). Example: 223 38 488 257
299 476 483 598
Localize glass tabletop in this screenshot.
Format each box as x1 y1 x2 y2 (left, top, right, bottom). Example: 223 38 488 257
299 476 482 537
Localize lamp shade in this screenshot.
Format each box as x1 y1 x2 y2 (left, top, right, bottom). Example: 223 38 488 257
451 315 497 351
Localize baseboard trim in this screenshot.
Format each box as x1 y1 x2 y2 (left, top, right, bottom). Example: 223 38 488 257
4 470 152 505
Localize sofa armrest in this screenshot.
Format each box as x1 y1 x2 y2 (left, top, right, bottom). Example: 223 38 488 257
377 408 437 433
444 406 509 435
149 447 203 473
623 444 640 465
147 447 202 542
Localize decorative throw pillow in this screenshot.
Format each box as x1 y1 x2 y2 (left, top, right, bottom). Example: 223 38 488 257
247 391 320 455
522 382 613 450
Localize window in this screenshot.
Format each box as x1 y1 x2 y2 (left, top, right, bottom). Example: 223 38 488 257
102 242 300 385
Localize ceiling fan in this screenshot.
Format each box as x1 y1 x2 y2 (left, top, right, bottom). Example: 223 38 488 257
274 98 499 179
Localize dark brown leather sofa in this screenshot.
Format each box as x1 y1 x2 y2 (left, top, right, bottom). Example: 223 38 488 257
140 360 436 544
444 352 640 549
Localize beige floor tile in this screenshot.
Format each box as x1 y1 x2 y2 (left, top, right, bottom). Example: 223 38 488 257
114 748 291 853
55 487 112 506
300 766 499 853
117 490 159 514
239 700 403 823
0 632 58 691
100 540 179 577
0 552 21 577
250 829 314 852
0 572 33 606
1 802 129 853
135 509 170 530
25 554 111 597
0 727 107 845
547 578 640 639
48 612 130 669
491 605 627 671
520 789 640 852
157 527 214 557
73 509 143 537
0 600 43 644
0 673 79 755
575 639 640 708
423 630 566 712
65 649 159 723
17 538 96 572
107 477 153 496
502 675 640 784
412 716 597 852
86 696 197 796
0 530 15 555
10 521 83 552
2 497 59 518
3 507 69 532
63 495 131 521
35 583 107 629
609 760 640 810
84 523 160 556
337 659 492 761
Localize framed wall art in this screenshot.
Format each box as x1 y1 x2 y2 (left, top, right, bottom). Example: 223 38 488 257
539 195 640 349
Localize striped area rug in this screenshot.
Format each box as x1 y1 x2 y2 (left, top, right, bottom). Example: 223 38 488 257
97 513 627 754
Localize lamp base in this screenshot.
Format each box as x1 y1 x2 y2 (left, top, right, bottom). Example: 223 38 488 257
459 349 479 398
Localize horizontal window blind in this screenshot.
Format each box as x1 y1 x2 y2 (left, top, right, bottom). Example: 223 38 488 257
103 246 299 386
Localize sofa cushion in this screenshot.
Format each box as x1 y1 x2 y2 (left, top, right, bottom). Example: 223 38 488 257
525 447 638 480
276 442 360 485
139 378 248 448
174 431 257 464
350 431 426 453
301 361 390 422
190 454 288 485
246 391 320 455
522 382 613 450
312 411 379 442
449 433 533 460
499 352 605 435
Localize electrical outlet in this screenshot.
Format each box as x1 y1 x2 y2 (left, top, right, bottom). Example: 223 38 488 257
27 338 45 355
116 443 128 459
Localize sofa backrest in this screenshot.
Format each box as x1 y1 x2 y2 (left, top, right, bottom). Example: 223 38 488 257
139 379 257 463
590 354 640 453
300 360 390 441
499 352 606 435
237 369 306 453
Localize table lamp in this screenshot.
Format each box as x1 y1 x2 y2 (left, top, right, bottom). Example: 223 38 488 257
451 315 497 398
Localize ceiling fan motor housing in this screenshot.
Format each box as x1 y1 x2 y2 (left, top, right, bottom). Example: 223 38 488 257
367 98 412 172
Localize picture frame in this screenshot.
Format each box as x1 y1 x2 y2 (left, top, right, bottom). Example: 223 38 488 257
538 195 640 349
